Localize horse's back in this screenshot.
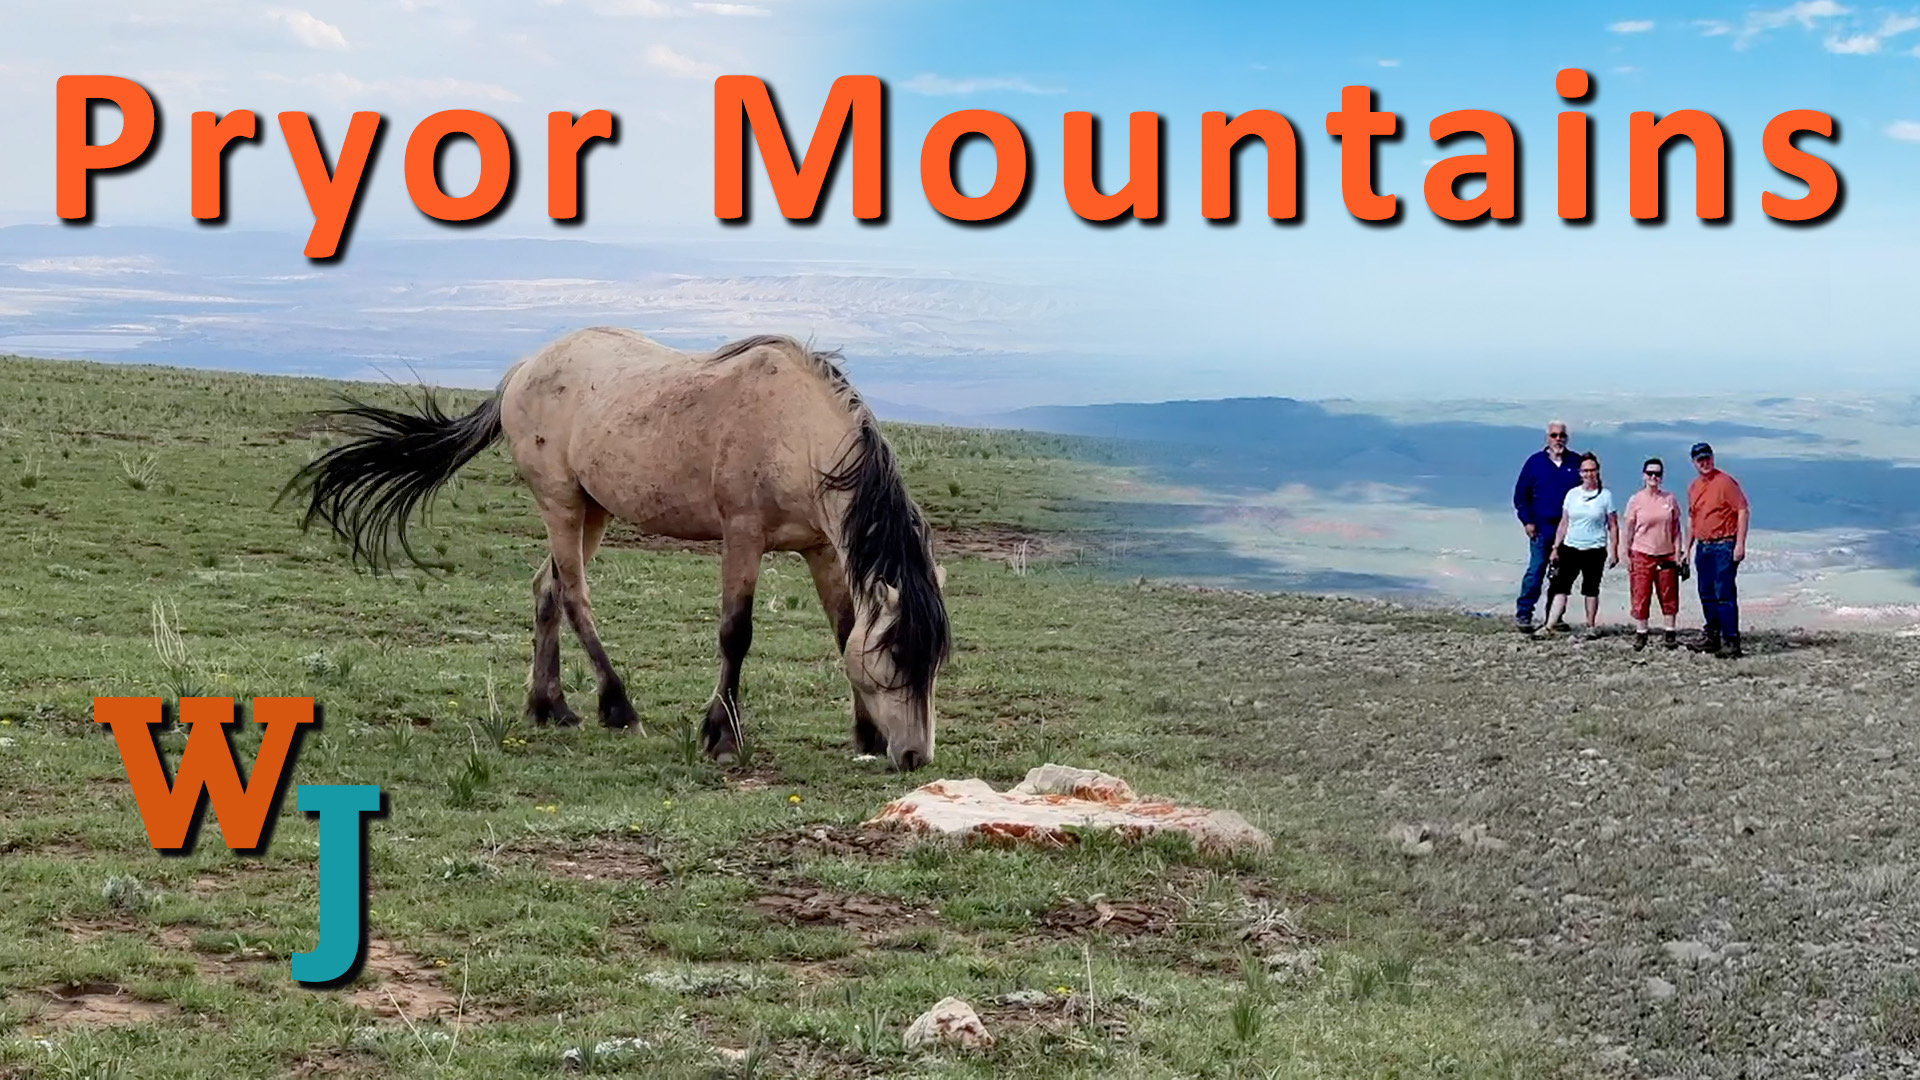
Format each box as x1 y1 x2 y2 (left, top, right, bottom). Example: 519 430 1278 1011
499 328 857 547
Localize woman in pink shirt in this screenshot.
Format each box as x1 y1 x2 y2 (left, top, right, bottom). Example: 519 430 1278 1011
1622 457 1686 650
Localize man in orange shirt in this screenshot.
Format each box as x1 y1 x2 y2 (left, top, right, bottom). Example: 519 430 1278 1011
1684 442 1751 659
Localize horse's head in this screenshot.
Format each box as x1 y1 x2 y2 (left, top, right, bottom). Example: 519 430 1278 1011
844 563 948 771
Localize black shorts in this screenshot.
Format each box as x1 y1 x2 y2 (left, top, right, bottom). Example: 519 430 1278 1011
1549 545 1606 598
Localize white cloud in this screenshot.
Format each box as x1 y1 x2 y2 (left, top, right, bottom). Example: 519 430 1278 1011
1736 1 1850 47
643 43 722 78
690 2 769 13
1806 9 1920 54
266 72 520 102
593 0 672 14
1613 64 1640 72
1825 32 1880 51
1695 18 1734 34
1609 19 1655 32
266 8 349 50
900 73 1061 95
1887 120 1920 140
1377 58 1400 67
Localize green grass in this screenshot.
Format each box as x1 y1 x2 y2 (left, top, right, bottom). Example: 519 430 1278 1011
0 355 1569 1078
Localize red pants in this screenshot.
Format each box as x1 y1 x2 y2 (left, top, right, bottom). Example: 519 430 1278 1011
1629 550 1679 619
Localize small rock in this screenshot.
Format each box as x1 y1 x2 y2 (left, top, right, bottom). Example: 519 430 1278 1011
1264 947 1323 981
993 989 1051 1008
903 997 993 1051
1663 940 1717 967
1388 822 1435 857
1454 822 1511 854
1645 976 1677 1000
714 1047 748 1065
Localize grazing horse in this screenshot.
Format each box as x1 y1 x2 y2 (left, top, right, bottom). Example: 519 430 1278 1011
283 328 950 771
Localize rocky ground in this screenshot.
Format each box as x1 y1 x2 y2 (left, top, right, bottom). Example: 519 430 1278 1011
1158 588 1920 1079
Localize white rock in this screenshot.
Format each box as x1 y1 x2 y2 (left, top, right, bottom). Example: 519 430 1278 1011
902 997 994 1051
1645 976 1677 1000
866 765 1270 854
1663 940 1718 966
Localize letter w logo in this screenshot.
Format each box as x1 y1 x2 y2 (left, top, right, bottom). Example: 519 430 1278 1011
93 697 315 851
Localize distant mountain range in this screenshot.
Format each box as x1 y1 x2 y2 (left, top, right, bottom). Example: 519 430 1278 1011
985 395 1920 572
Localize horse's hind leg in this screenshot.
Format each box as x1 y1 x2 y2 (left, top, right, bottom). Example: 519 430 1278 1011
542 499 640 730
801 545 882 756
702 526 764 759
525 502 613 727
526 557 579 727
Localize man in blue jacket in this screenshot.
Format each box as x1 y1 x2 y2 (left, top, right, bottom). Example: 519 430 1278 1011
1512 420 1583 632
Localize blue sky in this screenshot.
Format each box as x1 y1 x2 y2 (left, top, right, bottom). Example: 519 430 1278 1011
0 0 1916 399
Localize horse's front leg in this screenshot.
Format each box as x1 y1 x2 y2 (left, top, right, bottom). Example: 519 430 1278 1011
801 544 882 756
702 527 764 759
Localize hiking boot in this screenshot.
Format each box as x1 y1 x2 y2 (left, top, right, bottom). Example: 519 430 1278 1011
1718 640 1743 660
1634 632 1648 652
1515 617 1537 635
1548 619 1571 634
1691 633 1722 654
1662 630 1679 650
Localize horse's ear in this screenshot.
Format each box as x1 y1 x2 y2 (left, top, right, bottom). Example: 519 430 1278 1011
934 564 948 592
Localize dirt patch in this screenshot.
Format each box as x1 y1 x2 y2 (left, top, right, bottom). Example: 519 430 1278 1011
289 1048 382 1077
32 981 177 1028
752 886 936 938
346 940 466 1021
932 523 1067 567
507 834 667 884
64 918 279 981
1040 896 1178 936
0 836 91 858
750 824 917 867
978 989 1150 1040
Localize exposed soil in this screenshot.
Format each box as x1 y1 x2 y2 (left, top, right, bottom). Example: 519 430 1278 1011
345 939 467 1021
747 824 918 869
1040 896 1178 937
30 981 178 1028
52 918 475 1025
508 834 667 885
752 886 937 939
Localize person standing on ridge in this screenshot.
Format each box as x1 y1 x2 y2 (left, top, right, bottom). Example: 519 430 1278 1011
1686 442 1751 659
1512 420 1583 633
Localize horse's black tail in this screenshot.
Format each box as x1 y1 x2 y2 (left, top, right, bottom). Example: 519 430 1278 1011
279 389 503 569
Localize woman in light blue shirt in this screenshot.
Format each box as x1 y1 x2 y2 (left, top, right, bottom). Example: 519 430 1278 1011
1543 452 1619 635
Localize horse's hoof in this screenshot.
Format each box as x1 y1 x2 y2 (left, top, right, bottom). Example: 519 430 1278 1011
701 700 740 758
528 698 580 728
599 691 640 731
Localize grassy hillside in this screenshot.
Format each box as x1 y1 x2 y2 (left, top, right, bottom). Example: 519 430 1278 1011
0 355 1560 1078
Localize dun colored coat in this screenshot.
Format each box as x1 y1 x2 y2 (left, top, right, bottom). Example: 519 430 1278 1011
284 328 950 770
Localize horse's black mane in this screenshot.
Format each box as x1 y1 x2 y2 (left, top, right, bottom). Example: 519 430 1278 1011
820 418 950 697
714 334 948 696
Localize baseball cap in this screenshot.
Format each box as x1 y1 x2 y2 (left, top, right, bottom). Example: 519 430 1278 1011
1690 442 1714 460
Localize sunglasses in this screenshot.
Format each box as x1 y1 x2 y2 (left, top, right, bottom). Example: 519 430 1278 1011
1645 469 1663 477
1548 432 1568 439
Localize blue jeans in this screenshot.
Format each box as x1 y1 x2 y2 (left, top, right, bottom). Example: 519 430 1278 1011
1516 527 1556 622
1695 538 1740 642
